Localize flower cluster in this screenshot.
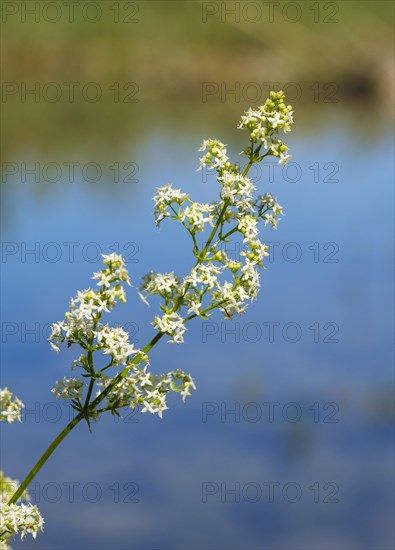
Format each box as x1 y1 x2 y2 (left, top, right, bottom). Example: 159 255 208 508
181 202 215 232
49 253 130 353
51 377 85 401
0 472 44 549
152 312 186 344
49 254 196 420
153 185 216 235
139 271 182 304
218 171 255 208
0 503 44 544
0 389 24 424
153 185 189 226
147 92 292 329
238 90 294 164
92 252 130 287
198 139 230 171
0 415 44 548
93 325 136 365
97 366 196 419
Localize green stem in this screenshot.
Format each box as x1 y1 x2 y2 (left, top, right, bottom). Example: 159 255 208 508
82 350 95 411
8 412 84 505
201 199 229 258
242 143 263 177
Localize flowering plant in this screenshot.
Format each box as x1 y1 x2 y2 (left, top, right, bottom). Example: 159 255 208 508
0 91 294 548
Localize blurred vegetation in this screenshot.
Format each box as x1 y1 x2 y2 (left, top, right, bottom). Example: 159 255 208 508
1 0 394 161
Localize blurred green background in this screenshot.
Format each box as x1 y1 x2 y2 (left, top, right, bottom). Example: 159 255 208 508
2 0 394 161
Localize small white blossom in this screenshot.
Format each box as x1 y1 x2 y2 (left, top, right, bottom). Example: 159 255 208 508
218 172 255 207
181 202 215 232
0 389 24 424
185 263 223 290
97 366 196 419
180 377 197 402
237 214 258 242
212 282 249 319
238 91 294 164
241 239 270 267
153 184 189 225
186 298 202 316
198 139 229 172
93 325 136 365
51 377 85 401
279 152 291 165
49 255 131 351
93 253 131 286
141 389 168 418
140 272 182 299
152 312 186 344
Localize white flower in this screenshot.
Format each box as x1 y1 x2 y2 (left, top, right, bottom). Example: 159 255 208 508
138 291 150 306
239 260 260 299
141 389 168 418
181 202 215 232
92 270 112 288
218 172 255 206
0 502 44 541
267 111 282 128
241 239 270 267
264 213 279 228
51 378 84 401
180 377 197 402
138 366 153 388
237 214 258 242
187 300 202 316
185 263 222 290
0 389 24 424
153 184 189 225
238 91 294 164
152 312 186 344
272 202 283 216
140 272 182 297
212 281 249 319
93 325 136 365
49 256 131 352
198 139 229 172
93 253 131 286
279 152 291 165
